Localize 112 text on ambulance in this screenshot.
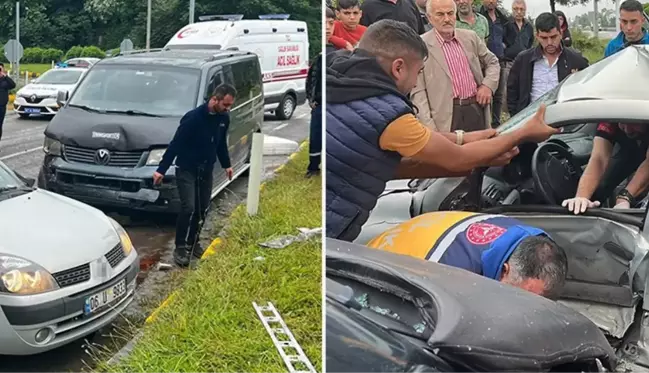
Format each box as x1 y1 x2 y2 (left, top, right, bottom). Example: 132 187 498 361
277 45 301 67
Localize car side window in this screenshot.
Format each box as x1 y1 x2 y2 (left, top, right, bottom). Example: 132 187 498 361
229 59 262 104
204 67 223 103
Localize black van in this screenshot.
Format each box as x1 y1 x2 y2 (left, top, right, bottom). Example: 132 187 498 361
38 49 264 213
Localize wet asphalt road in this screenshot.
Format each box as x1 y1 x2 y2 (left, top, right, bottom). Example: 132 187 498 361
0 104 313 371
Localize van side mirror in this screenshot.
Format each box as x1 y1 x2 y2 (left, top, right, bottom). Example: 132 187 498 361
56 90 69 107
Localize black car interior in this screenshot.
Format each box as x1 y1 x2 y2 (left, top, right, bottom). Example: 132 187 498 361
326 240 617 372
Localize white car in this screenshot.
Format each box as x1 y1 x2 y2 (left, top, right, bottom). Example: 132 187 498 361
14 67 88 118
0 161 139 355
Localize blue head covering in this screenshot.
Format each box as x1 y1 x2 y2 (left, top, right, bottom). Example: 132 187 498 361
481 225 547 280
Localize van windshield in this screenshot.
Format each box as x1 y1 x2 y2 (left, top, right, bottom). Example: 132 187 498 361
68 65 201 117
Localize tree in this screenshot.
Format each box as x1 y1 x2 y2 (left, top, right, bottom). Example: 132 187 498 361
551 0 589 14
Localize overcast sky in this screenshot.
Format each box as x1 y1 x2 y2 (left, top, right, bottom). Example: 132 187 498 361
500 0 620 19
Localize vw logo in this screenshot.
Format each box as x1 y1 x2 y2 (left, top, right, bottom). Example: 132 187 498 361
94 149 111 165
29 94 36 102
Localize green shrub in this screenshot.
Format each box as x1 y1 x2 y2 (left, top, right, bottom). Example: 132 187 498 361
571 29 609 63
43 48 64 62
81 45 106 58
64 45 84 60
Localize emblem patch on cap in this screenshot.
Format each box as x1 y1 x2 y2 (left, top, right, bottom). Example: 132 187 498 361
466 222 506 245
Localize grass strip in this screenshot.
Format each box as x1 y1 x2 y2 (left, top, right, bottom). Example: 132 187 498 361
99 145 322 373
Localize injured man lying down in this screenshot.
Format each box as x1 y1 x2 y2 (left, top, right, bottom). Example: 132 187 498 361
366 211 568 298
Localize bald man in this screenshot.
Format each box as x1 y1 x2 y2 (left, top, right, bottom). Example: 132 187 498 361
411 0 500 133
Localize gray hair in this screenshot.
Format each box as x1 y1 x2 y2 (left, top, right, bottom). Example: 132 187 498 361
507 235 568 299
358 19 429 61
426 0 457 17
512 0 527 7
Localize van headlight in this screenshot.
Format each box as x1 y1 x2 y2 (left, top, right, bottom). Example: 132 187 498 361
146 148 167 166
43 137 62 156
109 218 134 256
0 255 59 295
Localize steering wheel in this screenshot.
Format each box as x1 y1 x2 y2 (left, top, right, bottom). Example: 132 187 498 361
531 142 582 205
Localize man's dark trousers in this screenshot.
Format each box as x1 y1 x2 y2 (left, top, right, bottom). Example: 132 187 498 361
0 105 6 141
308 104 322 171
175 166 213 252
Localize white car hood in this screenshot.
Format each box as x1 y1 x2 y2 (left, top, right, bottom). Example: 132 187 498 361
0 189 119 273
18 83 76 97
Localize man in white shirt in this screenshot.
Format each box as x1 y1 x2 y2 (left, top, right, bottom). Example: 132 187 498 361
507 12 588 116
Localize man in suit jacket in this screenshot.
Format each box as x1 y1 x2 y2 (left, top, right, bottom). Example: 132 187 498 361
411 0 500 135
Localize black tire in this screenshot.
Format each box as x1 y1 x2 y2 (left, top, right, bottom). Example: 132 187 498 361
18 113 30 119
275 94 296 120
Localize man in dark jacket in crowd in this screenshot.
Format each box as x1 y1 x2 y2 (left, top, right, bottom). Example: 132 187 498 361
0 63 16 143
554 10 572 47
502 0 534 116
360 0 427 34
416 0 433 32
326 19 559 242
305 51 322 177
479 0 509 127
507 12 589 116
153 84 236 266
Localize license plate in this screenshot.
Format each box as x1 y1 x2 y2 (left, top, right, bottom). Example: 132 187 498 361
84 279 127 315
24 108 40 113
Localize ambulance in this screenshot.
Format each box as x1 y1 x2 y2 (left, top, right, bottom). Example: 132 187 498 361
165 14 309 120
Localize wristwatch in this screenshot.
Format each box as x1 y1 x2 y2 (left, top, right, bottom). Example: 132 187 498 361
616 188 635 205
455 130 465 145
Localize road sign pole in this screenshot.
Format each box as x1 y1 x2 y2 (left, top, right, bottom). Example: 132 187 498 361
146 0 151 51
15 1 19 78
189 0 195 24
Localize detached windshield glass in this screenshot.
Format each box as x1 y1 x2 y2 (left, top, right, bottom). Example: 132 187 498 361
496 82 562 135
36 70 83 85
68 65 201 116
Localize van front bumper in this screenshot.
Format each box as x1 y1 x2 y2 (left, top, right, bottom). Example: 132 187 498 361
39 155 181 214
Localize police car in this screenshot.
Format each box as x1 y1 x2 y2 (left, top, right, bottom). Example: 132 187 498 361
14 67 89 118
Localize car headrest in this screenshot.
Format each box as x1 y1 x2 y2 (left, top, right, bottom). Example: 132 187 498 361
327 238 617 371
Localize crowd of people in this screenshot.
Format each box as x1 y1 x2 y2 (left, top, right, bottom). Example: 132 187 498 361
323 0 649 297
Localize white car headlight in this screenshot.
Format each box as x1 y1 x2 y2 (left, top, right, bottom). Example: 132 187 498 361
108 217 134 256
43 137 62 156
146 148 167 166
0 255 59 295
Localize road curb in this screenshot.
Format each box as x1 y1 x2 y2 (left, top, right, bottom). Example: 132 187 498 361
106 140 310 366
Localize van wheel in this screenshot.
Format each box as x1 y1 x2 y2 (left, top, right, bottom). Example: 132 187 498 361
275 94 296 120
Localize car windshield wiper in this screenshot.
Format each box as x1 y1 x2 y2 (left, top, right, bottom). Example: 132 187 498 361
106 109 162 117
0 185 32 194
68 104 104 113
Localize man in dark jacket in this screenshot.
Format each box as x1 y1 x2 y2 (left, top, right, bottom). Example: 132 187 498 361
479 0 509 127
153 84 236 266
305 52 322 176
507 12 589 116
0 63 16 142
326 19 559 242
502 0 534 116
360 0 427 34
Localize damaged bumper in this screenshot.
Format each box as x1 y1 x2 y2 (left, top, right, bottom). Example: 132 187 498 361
39 155 181 213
